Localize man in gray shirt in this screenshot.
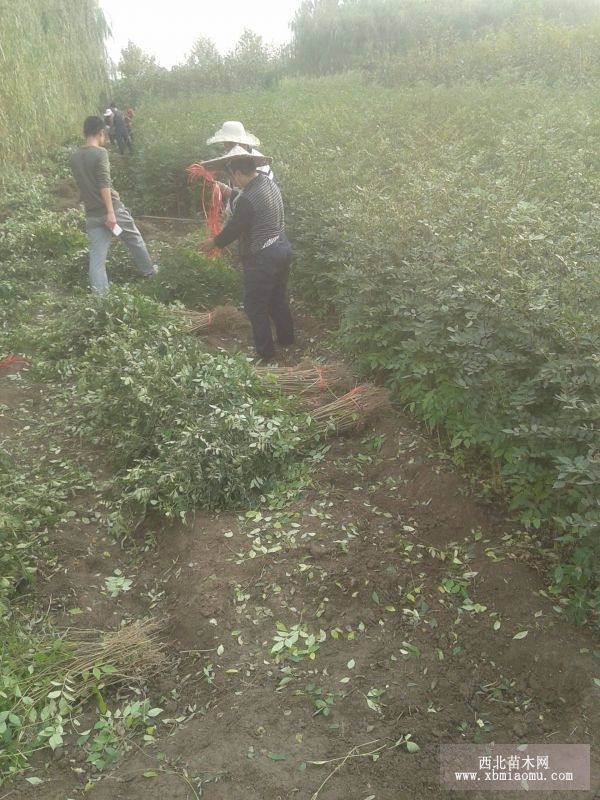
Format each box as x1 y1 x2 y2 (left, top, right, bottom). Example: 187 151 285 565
70 116 157 292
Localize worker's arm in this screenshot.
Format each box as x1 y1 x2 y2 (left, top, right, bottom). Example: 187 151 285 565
96 149 116 229
201 196 253 253
216 181 232 199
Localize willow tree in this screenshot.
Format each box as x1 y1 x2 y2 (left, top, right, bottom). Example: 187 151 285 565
0 0 109 172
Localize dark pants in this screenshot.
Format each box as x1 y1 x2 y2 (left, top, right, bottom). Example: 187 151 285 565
243 237 295 361
116 129 133 155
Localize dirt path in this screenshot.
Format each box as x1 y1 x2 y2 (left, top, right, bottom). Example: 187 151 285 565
5 307 598 800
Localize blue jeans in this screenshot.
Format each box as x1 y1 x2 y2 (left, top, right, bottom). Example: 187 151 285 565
85 205 154 292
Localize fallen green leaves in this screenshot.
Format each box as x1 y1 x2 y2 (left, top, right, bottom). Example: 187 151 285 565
270 623 326 663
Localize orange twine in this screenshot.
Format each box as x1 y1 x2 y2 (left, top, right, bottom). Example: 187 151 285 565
186 162 223 254
341 385 365 419
315 366 326 389
0 354 27 368
207 311 213 327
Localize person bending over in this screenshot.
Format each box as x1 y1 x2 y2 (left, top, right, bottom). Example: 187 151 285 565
70 116 158 292
200 146 294 362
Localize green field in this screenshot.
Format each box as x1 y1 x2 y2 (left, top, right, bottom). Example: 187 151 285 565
1 0 599 793
125 76 600 618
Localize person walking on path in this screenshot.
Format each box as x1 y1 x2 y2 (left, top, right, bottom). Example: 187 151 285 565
110 102 133 155
200 146 294 362
70 115 158 293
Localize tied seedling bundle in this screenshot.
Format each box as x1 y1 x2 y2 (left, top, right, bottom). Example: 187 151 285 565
170 304 247 334
2 620 165 769
310 384 390 434
15 619 166 708
255 361 354 396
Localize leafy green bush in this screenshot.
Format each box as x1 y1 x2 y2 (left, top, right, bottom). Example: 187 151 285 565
69 332 303 518
144 244 242 308
15 288 176 365
0 208 86 263
0 445 91 617
0 170 51 220
19 289 303 519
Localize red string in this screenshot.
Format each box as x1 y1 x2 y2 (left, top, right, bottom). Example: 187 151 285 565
0 354 27 368
186 163 223 255
315 366 326 389
342 385 365 418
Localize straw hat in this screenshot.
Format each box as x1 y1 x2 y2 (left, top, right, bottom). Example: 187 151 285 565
206 121 260 147
202 145 271 170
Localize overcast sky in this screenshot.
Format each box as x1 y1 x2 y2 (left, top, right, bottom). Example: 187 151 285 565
99 0 302 67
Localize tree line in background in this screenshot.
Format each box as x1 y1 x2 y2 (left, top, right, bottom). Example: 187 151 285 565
112 31 284 105
111 0 600 104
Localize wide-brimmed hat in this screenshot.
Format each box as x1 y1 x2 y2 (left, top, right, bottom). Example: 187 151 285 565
202 145 271 171
206 121 260 147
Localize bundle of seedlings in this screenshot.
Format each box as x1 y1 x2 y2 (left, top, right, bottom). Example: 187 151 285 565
170 304 247 334
16 619 166 710
255 360 354 396
309 383 391 434
2 620 167 770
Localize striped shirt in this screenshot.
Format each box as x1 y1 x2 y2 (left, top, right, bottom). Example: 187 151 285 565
214 173 284 257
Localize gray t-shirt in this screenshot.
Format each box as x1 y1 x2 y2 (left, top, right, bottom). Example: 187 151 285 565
70 145 120 217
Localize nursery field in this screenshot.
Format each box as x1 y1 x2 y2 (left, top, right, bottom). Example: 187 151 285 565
1 147 599 798
126 75 600 620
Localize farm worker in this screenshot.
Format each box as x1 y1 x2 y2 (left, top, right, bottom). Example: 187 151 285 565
124 107 135 142
103 108 115 146
70 115 158 293
206 121 273 213
109 102 133 155
200 146 294 362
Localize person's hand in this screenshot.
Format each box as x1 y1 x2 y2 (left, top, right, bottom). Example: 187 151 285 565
104 211 117 230
217 182 232 199
200 238 215 254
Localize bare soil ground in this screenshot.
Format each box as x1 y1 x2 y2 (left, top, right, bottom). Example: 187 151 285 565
4 290 599 799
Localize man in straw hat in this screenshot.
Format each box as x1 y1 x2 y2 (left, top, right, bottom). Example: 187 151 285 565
200 146 294 362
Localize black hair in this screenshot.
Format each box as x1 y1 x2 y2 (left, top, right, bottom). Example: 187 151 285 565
227 157 259 176
83 115 105 137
